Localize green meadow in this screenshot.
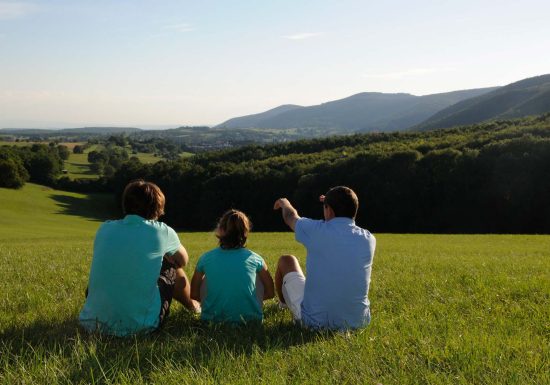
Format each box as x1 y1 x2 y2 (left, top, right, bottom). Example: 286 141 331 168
63 145 169 180
0 184 548 384
0 141 171 180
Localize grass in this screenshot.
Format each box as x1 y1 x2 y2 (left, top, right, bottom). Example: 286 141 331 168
1 141 173 180
63 152 98 179
0 184 548 384
63 146 166 180
0 141 85 149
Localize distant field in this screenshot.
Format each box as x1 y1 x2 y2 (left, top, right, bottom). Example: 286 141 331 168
0 184 548 384
1 141 174 180
63 151 98 179
63 145 169 179
0 140 84 149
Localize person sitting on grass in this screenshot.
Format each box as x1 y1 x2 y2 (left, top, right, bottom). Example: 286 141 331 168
79 180 199 336
190 209 275 324
273 186 376 330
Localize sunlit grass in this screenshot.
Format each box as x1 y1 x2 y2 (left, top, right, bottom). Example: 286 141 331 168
0 185 548 384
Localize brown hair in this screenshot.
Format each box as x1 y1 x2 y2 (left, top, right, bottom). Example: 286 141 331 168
324 186 359 219
122 179 165 220
216 209 251 249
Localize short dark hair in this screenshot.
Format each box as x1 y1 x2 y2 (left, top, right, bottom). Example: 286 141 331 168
216 209 251 249
324 186 359 219
122 180 165 220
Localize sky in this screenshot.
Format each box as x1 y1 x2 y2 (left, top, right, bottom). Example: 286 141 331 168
1 0 549 128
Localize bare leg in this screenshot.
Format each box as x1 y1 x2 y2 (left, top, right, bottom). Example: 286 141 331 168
199 277 207 302
275 255 304 304
256 275 264 306
172 267 200 311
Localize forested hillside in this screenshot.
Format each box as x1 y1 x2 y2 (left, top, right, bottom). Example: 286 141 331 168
106 113 550 233
416 74 550 130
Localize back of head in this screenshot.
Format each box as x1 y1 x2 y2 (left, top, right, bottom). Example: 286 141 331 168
324 186 359 219
216 209 251 249
122 179 165 220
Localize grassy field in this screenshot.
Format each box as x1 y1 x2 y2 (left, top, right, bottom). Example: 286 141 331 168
63 145 169 180
0 184 548 384
0 141 84 149
1 141 172 180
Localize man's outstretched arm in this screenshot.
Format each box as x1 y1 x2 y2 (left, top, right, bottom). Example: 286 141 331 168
273 198 300 231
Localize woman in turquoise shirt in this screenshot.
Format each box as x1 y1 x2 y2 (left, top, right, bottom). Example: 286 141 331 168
79 180 199 336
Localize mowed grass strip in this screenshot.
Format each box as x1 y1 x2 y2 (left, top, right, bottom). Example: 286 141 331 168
0 185 548 384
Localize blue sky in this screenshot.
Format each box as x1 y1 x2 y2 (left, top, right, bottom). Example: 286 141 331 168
1 0 549 128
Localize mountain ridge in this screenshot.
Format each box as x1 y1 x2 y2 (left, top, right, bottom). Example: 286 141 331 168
216 87 499 133
414 74 550 130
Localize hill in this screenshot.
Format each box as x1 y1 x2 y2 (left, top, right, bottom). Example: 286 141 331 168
0 183 117 240
415 74 550 130
216 104 302 129
216 88 498 133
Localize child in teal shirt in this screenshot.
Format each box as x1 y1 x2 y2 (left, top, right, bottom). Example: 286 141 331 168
191 209 275 323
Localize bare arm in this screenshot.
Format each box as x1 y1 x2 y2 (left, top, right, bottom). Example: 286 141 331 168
258 262 275 300
165 245 189 268
273 198 300 231
190 270 204 302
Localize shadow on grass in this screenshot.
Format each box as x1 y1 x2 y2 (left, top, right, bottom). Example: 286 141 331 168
65 162 97 176
159 303 337 354
50 193 119 222
0 304 342 382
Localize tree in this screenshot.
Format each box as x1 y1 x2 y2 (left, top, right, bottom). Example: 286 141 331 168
57 145 70 160
0 157 29 188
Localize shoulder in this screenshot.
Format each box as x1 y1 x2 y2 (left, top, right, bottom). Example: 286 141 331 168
352 225 376 246
147 220 178 237
246 249 265 262
199 247 221 261
296 217 324 232
96 219 119 234
196 248 220 270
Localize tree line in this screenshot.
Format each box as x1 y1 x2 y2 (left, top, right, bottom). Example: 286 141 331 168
109 114 550 233
0 143 67 188
2 114 550 233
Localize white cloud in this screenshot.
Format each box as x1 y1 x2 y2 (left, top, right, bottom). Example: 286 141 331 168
362 67 456 80
282 32 323 40
163 23 195 33
0 1 37 19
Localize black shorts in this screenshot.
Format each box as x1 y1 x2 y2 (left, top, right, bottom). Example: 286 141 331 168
158 258 178 327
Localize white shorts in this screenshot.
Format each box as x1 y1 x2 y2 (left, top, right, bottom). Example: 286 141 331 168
281 271 306 321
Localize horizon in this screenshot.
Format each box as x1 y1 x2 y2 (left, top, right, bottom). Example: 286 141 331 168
1 0 549 128
0 82 509 130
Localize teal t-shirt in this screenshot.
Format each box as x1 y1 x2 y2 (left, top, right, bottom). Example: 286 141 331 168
196 247 264 323
79 215 181 336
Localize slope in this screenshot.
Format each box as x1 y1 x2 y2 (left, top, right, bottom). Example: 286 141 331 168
415 74 550 130
0 183 117 241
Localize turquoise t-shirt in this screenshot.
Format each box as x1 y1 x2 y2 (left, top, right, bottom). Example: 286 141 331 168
196 247 264 323
79 215 181 336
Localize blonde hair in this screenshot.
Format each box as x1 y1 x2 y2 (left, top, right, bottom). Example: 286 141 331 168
216 209 251 249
